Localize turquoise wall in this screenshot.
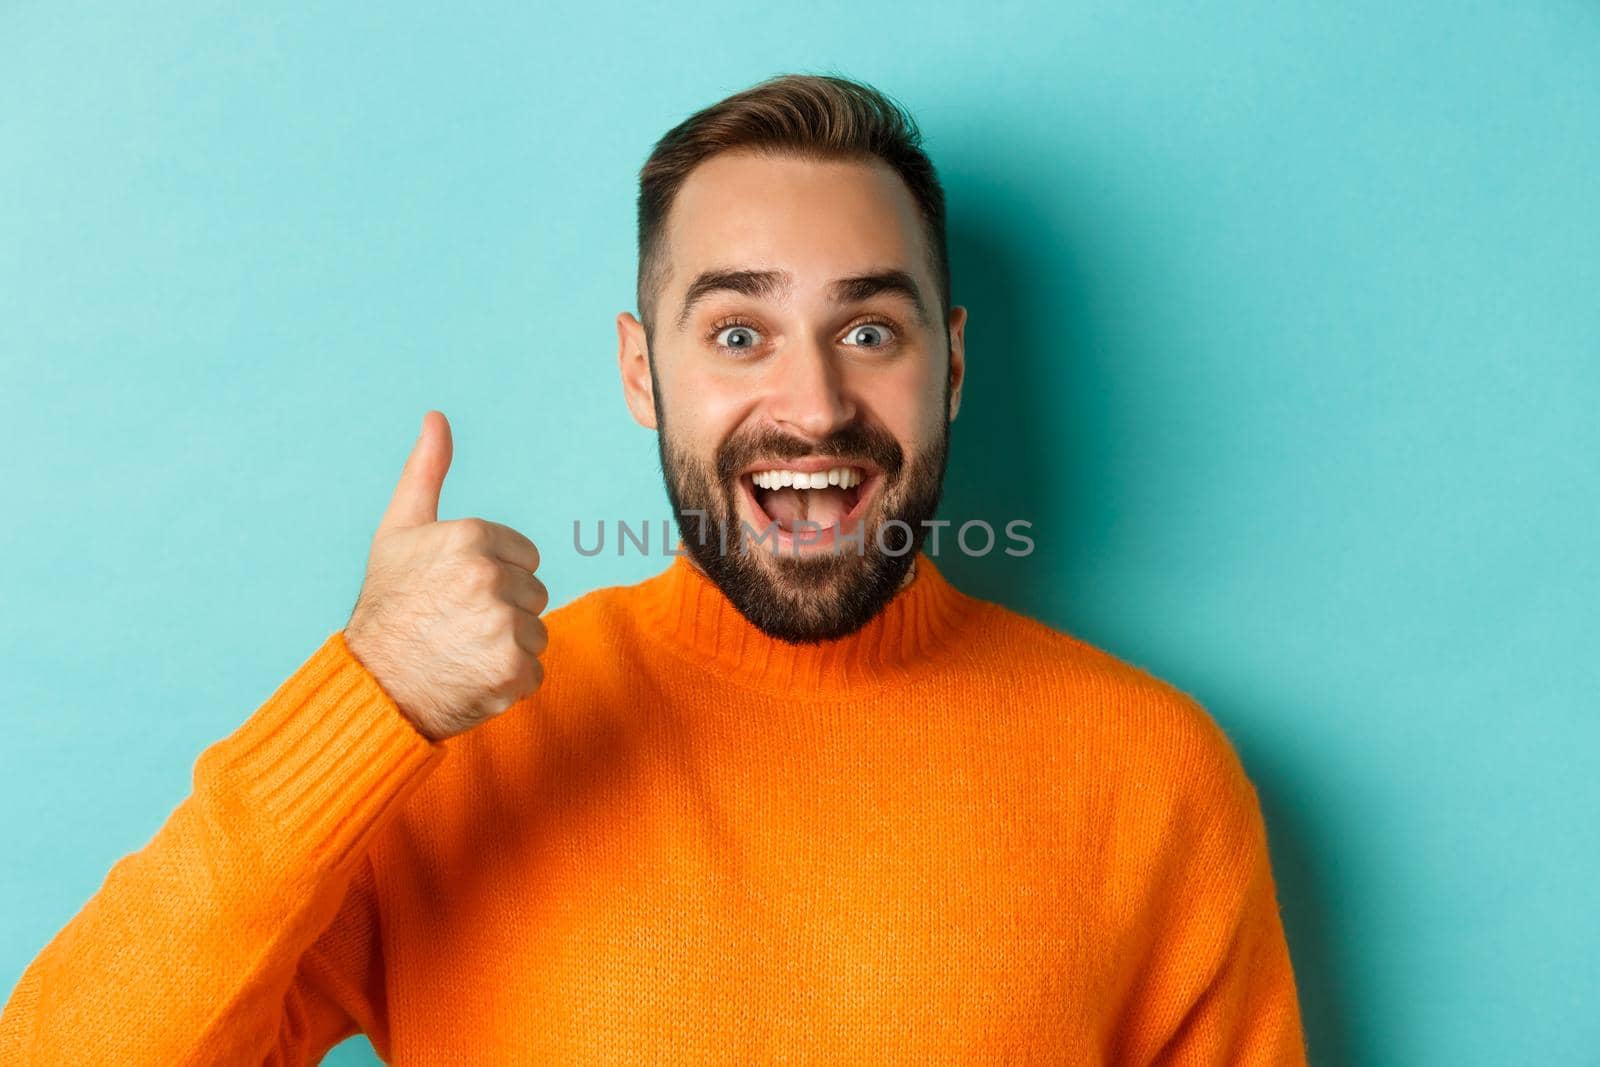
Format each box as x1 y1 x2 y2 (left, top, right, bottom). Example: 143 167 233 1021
3 4 1595 1063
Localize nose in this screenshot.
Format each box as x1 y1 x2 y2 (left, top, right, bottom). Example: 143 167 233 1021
766 336 857 439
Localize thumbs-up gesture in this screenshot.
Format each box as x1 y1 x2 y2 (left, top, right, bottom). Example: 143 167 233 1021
343 411 549 742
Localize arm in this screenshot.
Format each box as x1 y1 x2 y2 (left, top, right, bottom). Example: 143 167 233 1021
1145 798 1307 1066
1111 702 1309 1067
270 852 400 1064
0 631 447 1066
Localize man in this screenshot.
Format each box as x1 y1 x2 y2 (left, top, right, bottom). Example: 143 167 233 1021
0 73 1308 1064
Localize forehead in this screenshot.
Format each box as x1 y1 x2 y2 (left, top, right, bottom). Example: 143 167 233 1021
662 150 930 298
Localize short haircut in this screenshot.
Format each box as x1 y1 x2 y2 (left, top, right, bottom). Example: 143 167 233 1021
635 72 950 346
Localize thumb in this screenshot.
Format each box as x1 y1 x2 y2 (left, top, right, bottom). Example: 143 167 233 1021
378 410 453 532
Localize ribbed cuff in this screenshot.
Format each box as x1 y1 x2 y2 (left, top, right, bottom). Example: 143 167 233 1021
192 630 449 875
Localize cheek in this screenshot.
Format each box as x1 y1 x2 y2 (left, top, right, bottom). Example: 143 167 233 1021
855 361 944 444
661 372 750 461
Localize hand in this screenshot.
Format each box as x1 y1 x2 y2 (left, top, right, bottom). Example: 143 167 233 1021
343 411 549 742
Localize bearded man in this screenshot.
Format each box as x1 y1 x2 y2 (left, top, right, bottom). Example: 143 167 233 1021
1 73 1308 1065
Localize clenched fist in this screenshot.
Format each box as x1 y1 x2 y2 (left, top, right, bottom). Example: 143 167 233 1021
343 410 550 742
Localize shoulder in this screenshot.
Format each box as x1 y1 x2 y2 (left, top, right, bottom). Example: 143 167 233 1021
965 597 1261 826
974 601 1270 895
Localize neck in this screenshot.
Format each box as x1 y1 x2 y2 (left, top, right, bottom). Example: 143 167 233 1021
637 547 968 695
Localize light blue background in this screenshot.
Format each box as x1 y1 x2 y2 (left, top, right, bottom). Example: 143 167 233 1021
3 3 1596 1063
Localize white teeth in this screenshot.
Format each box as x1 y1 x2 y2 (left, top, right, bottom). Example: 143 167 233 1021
750 466 864 490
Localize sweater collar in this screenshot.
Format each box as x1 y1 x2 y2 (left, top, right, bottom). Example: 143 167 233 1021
634 546 974 694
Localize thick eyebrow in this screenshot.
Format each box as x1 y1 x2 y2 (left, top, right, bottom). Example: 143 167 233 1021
828 270 929 326
676 269 790 331
675 267 930 331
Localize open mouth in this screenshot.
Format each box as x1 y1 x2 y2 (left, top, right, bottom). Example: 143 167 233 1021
736 461 882 551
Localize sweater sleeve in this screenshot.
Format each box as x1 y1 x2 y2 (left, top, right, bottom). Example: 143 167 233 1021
1144 795 1308 1066
271 851 399 1063
1113 701 1309 1067
0 630 448 1066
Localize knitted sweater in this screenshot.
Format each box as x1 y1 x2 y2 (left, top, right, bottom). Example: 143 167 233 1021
0 549 1307 1065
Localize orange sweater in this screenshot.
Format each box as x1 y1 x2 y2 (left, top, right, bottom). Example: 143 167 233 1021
1 550 1307 1065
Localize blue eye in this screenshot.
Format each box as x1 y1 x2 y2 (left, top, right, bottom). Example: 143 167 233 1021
714 324 762 351
842 323 893 347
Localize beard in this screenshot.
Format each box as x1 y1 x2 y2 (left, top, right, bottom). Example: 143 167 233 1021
655 399 950 645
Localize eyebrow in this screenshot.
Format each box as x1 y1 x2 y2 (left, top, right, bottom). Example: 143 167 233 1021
675 267 929 331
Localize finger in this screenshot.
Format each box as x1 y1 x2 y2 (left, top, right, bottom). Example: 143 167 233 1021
511 611 549 659
481 519 541 574
498 563 550 616
379 410 453 532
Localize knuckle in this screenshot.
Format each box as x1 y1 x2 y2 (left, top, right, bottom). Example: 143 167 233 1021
495 640 528 684
450 518 491 551
516 654 540 694
481 655 537 719
525 616 549 656
465 555 501 591
477 693 513 719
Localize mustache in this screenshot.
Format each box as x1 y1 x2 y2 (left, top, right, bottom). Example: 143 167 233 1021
713 423 905 485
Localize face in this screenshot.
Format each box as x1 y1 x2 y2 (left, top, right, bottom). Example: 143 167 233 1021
617 149 966 643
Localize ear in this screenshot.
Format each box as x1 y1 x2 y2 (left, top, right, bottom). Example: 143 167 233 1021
617 311 658 430
946 304 967 422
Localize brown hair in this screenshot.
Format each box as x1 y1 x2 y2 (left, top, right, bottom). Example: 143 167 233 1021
635 72 950 345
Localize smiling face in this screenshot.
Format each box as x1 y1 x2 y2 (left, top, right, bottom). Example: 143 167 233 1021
617 149 966 643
